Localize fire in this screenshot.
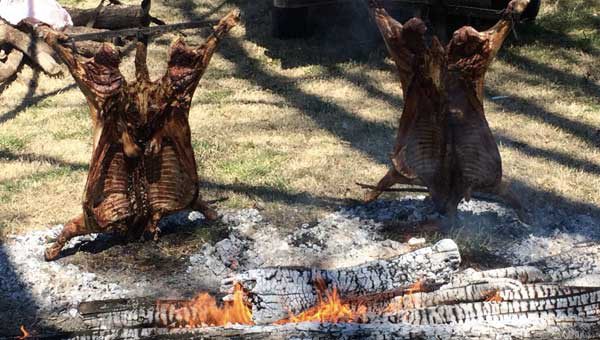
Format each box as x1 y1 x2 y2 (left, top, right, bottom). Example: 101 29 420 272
162 283 254 327
17 325 30 339
404 280 425 295
485 290 503 303
276 278 367 324
384 279 426 313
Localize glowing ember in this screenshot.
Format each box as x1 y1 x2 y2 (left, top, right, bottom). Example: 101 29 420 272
485 290 503 303
276 278 367 324
384 279 427 313
17 325 30 339
162 283 253 327
404 280 425 295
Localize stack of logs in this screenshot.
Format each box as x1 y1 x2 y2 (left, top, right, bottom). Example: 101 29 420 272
49 240 600 339
0 0 163 83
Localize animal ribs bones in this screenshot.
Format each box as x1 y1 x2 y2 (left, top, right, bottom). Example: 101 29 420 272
363 0 527 218
38 10 240 261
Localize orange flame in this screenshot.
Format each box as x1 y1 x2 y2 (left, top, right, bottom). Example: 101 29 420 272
485 290 503 303
162 283 254 327
276 279 367 324
404 280 425 295
385 279 426 313
17 325 30 339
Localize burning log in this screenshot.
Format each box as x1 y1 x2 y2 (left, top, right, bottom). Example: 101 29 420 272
72 262 600 339
220 239 461 324
361 0 530 220
74 240 459 329
37 9 240 261
32 321 600 340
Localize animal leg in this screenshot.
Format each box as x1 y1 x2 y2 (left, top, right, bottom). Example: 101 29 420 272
364 168 416 203
45 214 88 261
193 195 219 221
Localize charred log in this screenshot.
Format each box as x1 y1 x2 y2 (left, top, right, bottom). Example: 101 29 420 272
35 9 240 261
220 239 461 324
74 263 600 339
30 321 600 340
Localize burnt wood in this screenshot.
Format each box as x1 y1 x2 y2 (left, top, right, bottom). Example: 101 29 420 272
36 9 240 261
27 322 600 340
220 239 461 324
362 0 529 220
74 264 600 339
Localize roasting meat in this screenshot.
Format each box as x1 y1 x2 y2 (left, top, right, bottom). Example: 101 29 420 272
364 0 527 218
39 10 240 261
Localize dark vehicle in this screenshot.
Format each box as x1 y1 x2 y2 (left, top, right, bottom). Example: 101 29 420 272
272 0 541 38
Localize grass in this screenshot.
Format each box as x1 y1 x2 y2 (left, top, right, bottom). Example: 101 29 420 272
0 0 598 242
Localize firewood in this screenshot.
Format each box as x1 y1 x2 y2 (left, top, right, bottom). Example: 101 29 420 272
0 47 23 82
74 240 460 329
220 239 461 324
34 321 600 340
379 284 600 326
64 2 157 30
0 20 60 76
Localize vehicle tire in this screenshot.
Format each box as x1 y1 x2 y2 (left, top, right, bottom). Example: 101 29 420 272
521 0 541 21
272 7 311 39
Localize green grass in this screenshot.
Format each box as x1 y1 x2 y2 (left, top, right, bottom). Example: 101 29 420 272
0 135 27 152
0 167 76 204
217 145 289 189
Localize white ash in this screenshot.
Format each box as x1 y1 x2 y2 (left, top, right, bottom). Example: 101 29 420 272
0 227 131 317
187 207 411 288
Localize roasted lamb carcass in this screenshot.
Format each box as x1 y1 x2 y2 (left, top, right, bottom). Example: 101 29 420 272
37 10 240 261
363 0 528 219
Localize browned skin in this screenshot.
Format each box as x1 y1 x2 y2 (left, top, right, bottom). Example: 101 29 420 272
39 10 240 261
364 0 528 219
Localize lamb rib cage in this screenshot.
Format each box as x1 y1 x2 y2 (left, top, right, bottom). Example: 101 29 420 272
36 9 240 261
363 0 529 219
